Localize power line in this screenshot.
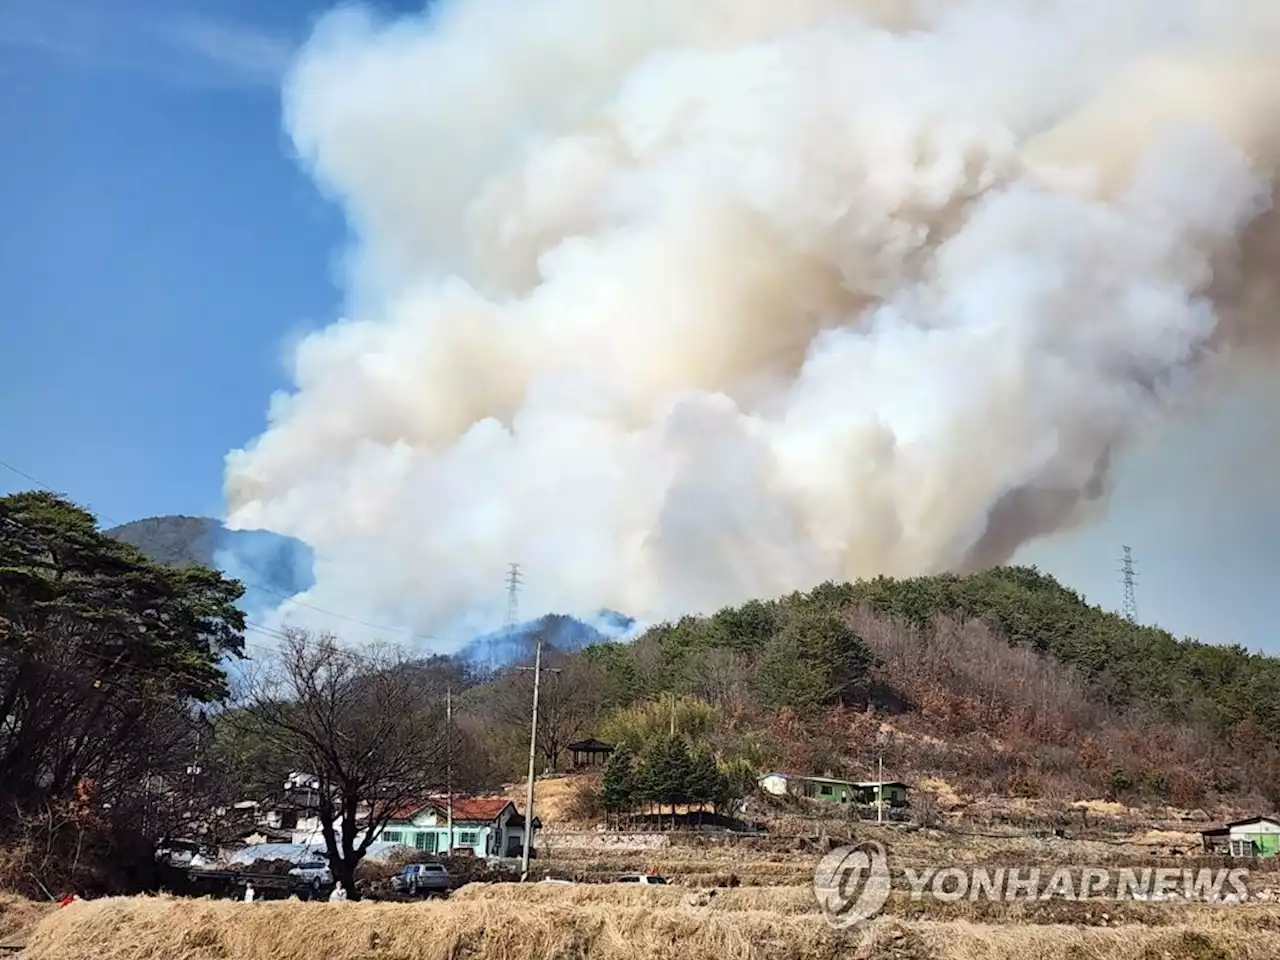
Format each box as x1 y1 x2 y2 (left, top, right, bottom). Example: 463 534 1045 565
0 458 55 491
1119 545 1138 624
239 580 447 645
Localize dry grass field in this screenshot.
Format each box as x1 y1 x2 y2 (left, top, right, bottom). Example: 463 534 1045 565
0 893 51 944
529 819 1280 891
19 884 1280 960
12 814 1280 959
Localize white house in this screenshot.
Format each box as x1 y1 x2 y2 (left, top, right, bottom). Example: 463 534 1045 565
291 797 539 859
1202 816 1280 857
372 798 539 859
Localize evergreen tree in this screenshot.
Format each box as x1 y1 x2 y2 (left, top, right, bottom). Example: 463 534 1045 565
686 748 731 818
600 744 637 826
756 609 876 711
640 735 694 826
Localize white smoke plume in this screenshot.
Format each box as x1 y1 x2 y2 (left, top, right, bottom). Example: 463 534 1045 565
225 0 1280 648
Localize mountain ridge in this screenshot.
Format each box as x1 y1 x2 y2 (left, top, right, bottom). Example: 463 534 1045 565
108 514 633 669
107 515 316 601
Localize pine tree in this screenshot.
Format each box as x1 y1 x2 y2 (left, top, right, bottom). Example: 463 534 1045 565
600 745 637 828
640 736 695 829
755 609 876 711
686 748 729 821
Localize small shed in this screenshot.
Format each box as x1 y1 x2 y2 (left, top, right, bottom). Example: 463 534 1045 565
854 781 910 808
1202 816 1280 857
567 739 615 769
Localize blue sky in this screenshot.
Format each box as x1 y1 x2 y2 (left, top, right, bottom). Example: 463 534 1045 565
0 0 417 522
1 0 1276 652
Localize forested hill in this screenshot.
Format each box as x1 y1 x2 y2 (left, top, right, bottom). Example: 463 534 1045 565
578 567 1279 747
107 515 314 599
546 566 1280 807
833 567 1280 739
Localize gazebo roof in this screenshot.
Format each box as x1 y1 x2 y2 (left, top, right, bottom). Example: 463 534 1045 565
567 738 615 752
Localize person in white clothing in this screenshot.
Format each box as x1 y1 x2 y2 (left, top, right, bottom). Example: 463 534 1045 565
243 883 255 903
329 882 348 902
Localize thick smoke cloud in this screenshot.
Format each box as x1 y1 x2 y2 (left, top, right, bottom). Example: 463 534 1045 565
225 0 1280 647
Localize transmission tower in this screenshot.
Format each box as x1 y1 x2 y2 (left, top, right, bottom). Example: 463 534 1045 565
1119 545 1138 624
505 562 523 629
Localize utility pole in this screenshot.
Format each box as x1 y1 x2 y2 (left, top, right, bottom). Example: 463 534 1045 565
877 753 884 824
520 638 542 881
516 634 561 880
445 687 453 857
669 694 675 737
1120 546 1138 624
186 711 205 812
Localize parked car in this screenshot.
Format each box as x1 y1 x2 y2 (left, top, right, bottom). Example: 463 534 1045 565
616 874 668 885
391 862 452 897
288 857 333 890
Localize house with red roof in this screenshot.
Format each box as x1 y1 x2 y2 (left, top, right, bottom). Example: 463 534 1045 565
370 797 541 859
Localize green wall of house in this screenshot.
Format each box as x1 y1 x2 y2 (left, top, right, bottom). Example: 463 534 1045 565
801 780 852 802
861 784 908 806
376 825 493 856
796 780 908 806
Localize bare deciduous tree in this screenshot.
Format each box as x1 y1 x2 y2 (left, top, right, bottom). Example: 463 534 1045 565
235 629 445 898
489 655 606 772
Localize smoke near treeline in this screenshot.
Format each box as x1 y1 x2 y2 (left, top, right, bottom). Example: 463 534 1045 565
224 0 1280 649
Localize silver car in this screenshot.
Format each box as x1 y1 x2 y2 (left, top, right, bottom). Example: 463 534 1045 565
617 874 668 885
288 857 333 889
391 862 452 896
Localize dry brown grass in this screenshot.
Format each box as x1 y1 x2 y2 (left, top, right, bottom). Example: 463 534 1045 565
21 887 1280 960
502 774 588 824
534 821 1270 891
22 895 850 960
0 892 52 944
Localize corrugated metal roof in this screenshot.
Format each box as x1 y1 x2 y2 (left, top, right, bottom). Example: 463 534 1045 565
228 841 408 864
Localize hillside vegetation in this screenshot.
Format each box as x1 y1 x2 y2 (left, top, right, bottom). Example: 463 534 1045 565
109 512 1280 814
845 569 1280 738
548 568 1280 810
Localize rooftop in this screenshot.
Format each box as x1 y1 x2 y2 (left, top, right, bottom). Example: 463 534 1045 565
1201 815 1280 835
760 772 909 789
386 796 516 823
567 738 615 751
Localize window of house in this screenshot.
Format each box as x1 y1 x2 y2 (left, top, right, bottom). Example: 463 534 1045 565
382 830 403 844
415 832 436 853
458 831 480 846
1230 838 1256 857
819 784 833 796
